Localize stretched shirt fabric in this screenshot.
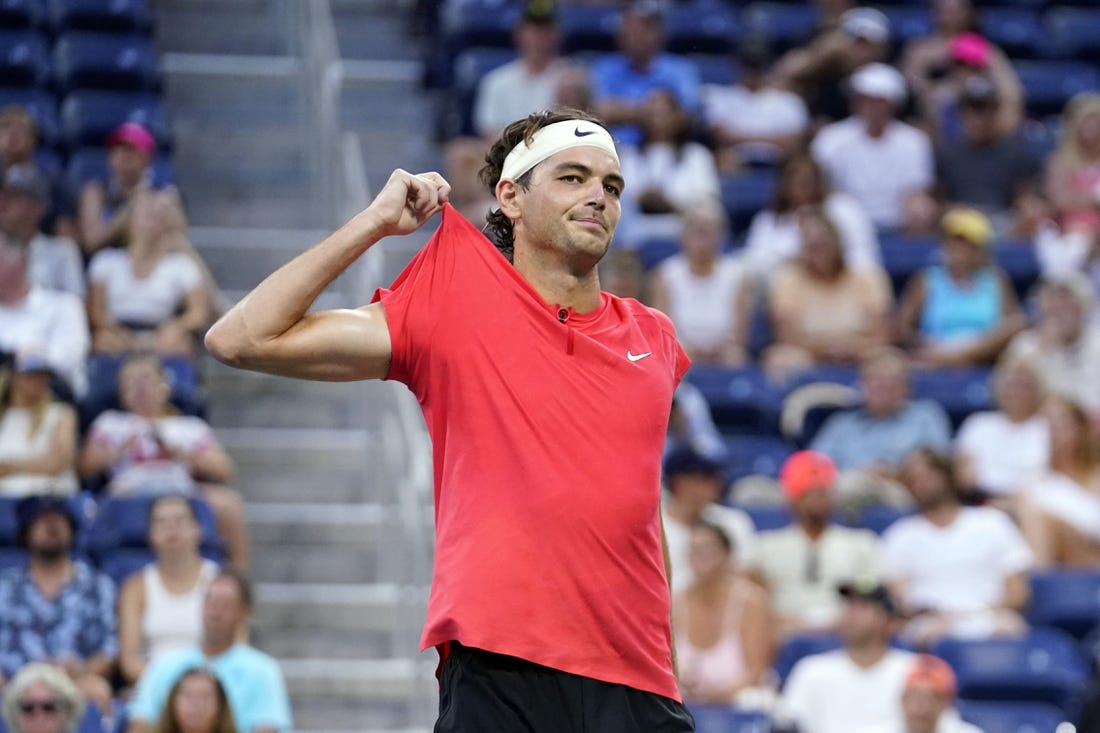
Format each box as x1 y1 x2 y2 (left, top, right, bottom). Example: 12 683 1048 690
373 205 691 701
0 561 117 679
919 265 1002 345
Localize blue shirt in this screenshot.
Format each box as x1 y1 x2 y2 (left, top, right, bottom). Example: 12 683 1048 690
920 265 1002 345
129 644 292 732
811 400 953 471
590 53 701 145
0 561 117 678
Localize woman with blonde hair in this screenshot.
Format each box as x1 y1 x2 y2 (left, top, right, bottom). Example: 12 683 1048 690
1045 93 1100 235
1 662 86 733
153 669 237 733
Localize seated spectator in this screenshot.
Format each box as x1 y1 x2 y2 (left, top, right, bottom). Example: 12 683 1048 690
812 63 937 233
954 357 1048 502
617 89 720 243
901 0 1023 142
934 75 1042 238
857 655 981 733
751 451 881 638
127 570 293 733
661 448 755 594
79 354 249 569
780 581 915 733
897 208 1025 367
742 152 880 281
153 669 237 733
1017 396 1100 566
0 236 89 396
88 190 210 358
649 201 752 367
1006 273 1100 417
553 63 593 114
1 662 87 733
666 382 726 463
1045 93 1100 239
118 495 221 686
703 39 808 171
442 138 497 227
811 349 952 508
775 8 892 123
0 351 79 497
0 165 84 298
0 106 75 239
764 208 892 381
883 448 1032 648
672 521 771 706
589 0 700 147
472 0 564 140
0 497 116 713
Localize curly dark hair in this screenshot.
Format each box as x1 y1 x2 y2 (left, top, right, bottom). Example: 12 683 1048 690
478 108 611 262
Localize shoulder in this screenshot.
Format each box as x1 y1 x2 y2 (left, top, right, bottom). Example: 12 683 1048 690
227 644 282 675
814 119 857 145
88 247 126 270
617 295 678 337
825 524 879 547
889 121 932 147
905 399 949 422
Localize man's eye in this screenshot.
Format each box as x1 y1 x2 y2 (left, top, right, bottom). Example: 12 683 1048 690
605 184 621 196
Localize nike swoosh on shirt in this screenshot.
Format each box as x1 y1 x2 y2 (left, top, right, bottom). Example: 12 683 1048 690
574 127 598 137
627 351 652 362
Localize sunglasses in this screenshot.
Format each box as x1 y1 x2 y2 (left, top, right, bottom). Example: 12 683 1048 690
18 700 60 715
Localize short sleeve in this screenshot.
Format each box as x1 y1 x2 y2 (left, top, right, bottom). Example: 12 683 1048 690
243 659 293 730
86 250 115 284
989 510 1034 574
879 523 910 581
173 253 203 292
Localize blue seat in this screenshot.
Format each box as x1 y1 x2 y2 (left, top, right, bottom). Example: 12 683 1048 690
980 8 1044 60
53 31 158 92
992 243 1040 302
0 86 59 146
735 503 793 531
0 29 49 86
774 632 843 687
689 53 735 87
723 435 794 481
741 3 820 54
0 547 26 571
931 629 1090 714
858 504 915 535
0 0 46 29
97 545 223 586
83 495 224 563
1027 569 1100 641
65 144 173 194
720 169 777 234
684 365 783 436
635 237 680 270
908 367 993 429
59 89 166 150
690 706 771 733
1014 60 1100 118
558 3 618 53
49 0 152 33
79 353 200 431
957 700 1069 733
447 46 516 137
1045 7 1100 64
665 4 740 55
0 496 22 545
878 233 939 297
878 6 933 46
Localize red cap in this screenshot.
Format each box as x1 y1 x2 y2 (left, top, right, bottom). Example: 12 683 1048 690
906 655 957 698
779 450 838 501
106 122 155 156
949 33 992 69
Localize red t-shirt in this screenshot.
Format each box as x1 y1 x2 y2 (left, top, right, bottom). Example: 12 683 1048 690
373 205 690 701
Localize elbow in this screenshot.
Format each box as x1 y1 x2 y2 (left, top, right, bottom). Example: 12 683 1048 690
203 322 245 367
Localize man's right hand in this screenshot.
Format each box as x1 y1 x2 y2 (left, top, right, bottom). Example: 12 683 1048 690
366 170 452 238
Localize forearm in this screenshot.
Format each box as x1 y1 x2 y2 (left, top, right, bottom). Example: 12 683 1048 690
189 449 234 484
3 451 71 476
82 653 114 678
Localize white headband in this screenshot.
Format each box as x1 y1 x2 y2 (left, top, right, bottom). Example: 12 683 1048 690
499 120 619 182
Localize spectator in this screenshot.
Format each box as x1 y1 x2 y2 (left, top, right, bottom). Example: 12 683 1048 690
0 496 116 713
0 351 79 497
0 236 89 396
78 354 249 569
902 0 1023 142
590 0 701 146
1 663 86 733
954 357 1048 502
1046 93 1100 242
649 200 753 367
87 190 210 358
934 75 1042 238
127 570 292 733
1006 274 1100 417
812 63 937 233
598 248 646 302
780 581 915 733
811 349 952 507
553 63 593 114
897 207 1026 368
153 669 237 733
764 208 892 381
0 165 84 298
661 448 755 594
775 8 893 123
1017 396 1100 566
857 655 981 733
0 106 75 240
883 448 1032 648
703 39 809 171
672 521 772 705
751 451 881 638
617 88 720 243
666 382 727 463
472 0 564 140
117 495 221 686
742 152 880 280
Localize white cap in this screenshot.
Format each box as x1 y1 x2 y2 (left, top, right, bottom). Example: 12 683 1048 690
841 7 891 44
850 62 907 105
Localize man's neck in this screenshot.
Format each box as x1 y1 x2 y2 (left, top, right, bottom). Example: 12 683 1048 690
201 637 236 658
847 641 889 669
514 248 603 313
665 496 705 524
922 500 960 528
799 519 829 542
29 557 74 597
523 54 553 76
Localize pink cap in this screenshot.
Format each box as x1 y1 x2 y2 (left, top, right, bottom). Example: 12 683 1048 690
106 122 155 156
949 33 992 69
779 450 838 502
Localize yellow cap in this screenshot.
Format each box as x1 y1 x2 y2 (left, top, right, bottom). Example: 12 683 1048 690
942 207 993 247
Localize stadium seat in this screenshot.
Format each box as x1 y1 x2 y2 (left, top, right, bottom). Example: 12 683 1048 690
635 237 680 269
723 435 794 481
980 8 1045 60
64 144 174 194
59 89 167 150
774 632 843 687
446 46 515 137
931 628 1090 714
0 0 45 30
957 700 1069 733
442 0 518 52
83 495 224 563
0 547 26 571
741 3 820 54
690 706 771 733
877 6 932 46
1014 60 1100 118
0 86 60 146
908 367 993 429
1045 7 1100 64
734 503 793 531
689 53 735 87
1027 568 1100 640
720 169 777 234
558 3 618 53
878 233 939 297
53 31 158 92
665 4 740 55
683 365 784 436
49 0 152 33
745 297 773 357
857 504 914 535
79 353 200 431
0 496 19 545
991 242 1040 302
0 29 49 86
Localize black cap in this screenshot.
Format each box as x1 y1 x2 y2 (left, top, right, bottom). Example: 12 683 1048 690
16 495 77 545
838 579 897 615
663 447 726 480
521 0 556 25
959 75 999 109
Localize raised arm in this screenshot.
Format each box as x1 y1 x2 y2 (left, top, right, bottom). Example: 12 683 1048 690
204 170 450 381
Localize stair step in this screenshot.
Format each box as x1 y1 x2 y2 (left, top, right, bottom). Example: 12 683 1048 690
253 626 394 660
280 657 438 699
255 582 423 630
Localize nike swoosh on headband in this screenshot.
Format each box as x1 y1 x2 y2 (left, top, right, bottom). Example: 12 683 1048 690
574 127 598 137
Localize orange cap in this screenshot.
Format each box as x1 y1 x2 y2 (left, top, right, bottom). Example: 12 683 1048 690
906 655 957 698
779 450 838 501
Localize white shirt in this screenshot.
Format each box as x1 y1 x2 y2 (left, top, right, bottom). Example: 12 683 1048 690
656 253 749 352
0 287 89 395
782 648 916 733
1007 327 1100 411
881 507 1033 614
703 83 808 160
743 192 881 279
142 560 219 663
811 118 934 229
0 403 79 496
1025 471 1100 542
474 59 564 137
857 709 984 733
88 249 202 326
954 411 1049 496
28 232 85 297
662 499 756 594
618 142 721 242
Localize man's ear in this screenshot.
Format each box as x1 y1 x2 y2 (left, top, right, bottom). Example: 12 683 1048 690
496 178 522 220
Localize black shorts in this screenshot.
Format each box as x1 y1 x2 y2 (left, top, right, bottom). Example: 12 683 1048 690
434 643 696 733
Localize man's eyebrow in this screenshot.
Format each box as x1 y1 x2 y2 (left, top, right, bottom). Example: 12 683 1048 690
549 162 625 189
